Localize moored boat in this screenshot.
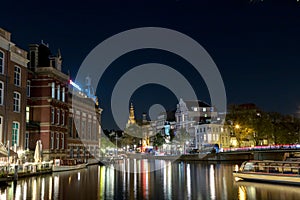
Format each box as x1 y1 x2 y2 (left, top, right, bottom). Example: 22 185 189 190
233 160 300 185
52 159 87 172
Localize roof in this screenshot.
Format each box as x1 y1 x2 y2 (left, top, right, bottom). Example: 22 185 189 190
184 100 211 109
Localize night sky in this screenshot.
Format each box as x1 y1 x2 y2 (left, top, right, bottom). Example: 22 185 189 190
1 0 300 129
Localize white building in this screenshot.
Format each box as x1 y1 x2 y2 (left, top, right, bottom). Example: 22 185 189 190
194 124 230 150
175 98 227 150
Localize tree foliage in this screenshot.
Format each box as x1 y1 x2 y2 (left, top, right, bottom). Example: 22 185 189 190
226 104 300 146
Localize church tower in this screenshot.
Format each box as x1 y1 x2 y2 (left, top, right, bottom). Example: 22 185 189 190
127 103 136 125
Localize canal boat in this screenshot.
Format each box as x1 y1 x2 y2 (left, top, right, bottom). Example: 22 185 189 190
233 160 300 185
52 159 87 172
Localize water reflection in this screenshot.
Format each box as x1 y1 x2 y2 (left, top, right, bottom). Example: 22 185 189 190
0 160 299 199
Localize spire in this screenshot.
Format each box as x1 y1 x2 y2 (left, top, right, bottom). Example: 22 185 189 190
128 103 136 125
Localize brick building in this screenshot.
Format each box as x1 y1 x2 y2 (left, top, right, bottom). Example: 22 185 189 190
27 42 69 161
0 28 28 153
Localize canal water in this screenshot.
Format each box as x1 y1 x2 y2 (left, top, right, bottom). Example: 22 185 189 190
0 160 300 200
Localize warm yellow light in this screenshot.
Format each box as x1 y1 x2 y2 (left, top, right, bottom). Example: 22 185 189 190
235 124 240 129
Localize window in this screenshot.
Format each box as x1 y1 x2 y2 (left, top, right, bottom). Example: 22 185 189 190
68 117 73 137
61 111 65 126
75 117 80 138
51 107 55 124
13 92 20 112
25 132 29 150
12 122 19 146
88 122 92 140
61 133 64 149
203 108 207 112
57 85 60 100
51 132 54 149
26 80 31 97
51 82 55 98
0 51 4 74
0 81 3 105
26 106 30 122
14 66 21 86
62 87 65 102
57 109 60 124
93 122 97 140
56 133 60 149
81 120 86 139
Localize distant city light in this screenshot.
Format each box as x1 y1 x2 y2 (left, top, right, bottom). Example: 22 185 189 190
69 80 82 91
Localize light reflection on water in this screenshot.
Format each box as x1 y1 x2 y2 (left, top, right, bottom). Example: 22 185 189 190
0 160 299 199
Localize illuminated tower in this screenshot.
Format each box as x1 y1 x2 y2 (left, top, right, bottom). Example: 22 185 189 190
127 103 136 125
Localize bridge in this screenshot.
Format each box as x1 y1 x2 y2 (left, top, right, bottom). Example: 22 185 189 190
217 148 300 161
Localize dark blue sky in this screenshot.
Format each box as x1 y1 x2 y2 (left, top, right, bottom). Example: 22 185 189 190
1 0 300 129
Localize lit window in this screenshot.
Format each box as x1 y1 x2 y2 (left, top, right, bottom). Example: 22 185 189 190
26 106 30 122
57 109 60 124
12 122 19 146
61 133 64 149
51 82 55 98
56 133 60 149
203 108 207 112
51 132 54 149
0 81 3 105
26 80 31 97
14 66 21 86
51 108 55 124
13 92 20 112
0 51 4 74
57 85 60 100
62 87 65 102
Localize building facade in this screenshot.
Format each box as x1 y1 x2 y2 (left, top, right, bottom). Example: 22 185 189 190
67 77 102 162
0 28 28 154
27 43 69 161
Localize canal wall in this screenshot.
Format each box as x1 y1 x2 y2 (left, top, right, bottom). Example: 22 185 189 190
125 151 300 162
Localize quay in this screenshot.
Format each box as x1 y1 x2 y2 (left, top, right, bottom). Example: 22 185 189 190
0 158 101 184
125 149 300 162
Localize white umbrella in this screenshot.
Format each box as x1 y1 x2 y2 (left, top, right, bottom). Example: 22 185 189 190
34 140 42 163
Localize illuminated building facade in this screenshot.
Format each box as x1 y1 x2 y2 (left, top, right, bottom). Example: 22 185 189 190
67 76 102 161
27 42 69 161
0 28 29 153
175 98 221 149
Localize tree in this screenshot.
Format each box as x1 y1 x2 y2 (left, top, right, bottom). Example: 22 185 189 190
226 104 274 147
153 133 165 147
